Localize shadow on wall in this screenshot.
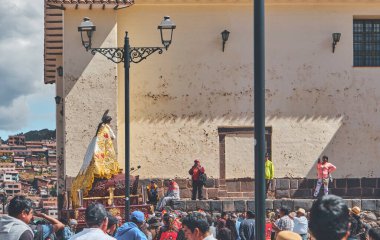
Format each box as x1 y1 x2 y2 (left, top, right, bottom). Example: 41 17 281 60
64 10 117 98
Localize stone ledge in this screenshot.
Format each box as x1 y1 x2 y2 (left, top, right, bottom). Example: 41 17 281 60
171 199 380 213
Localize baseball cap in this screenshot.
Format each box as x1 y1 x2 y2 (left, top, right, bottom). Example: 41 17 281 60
131 211 145 223
194 159 200 163
85 203 107 226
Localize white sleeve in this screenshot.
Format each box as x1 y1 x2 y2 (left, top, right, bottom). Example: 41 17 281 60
106 124 116 139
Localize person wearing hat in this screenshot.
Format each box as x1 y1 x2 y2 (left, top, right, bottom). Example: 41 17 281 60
265 153 274 195
157 179 180 211
276 231 302 240
290 208 308 240
115 211 147 240
70 203 116 240
189 159 206 200
146 180 159 206
348 206 365 240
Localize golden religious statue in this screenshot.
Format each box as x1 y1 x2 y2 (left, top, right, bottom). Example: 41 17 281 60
71 110 120 207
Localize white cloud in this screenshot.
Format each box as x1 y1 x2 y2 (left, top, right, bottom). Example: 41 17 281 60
0 97 29 131
0 0 53 135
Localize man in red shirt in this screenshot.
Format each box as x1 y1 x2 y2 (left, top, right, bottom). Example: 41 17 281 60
189 159 205 200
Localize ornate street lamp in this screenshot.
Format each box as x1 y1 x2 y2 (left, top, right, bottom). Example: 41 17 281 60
78 16 175 220
78 17 96 50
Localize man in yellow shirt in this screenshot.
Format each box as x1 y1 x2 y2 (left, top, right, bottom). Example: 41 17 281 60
265 153 274 195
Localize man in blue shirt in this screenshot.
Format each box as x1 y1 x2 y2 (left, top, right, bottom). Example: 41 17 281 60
291 208 308 240
239 211 255 240
115 211 147 240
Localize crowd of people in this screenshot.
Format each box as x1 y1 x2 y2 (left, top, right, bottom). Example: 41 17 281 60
1 194 380 240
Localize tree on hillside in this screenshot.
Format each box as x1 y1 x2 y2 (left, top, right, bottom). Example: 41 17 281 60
15 129 56 141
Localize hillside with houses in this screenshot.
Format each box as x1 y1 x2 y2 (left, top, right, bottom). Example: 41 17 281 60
0 133 57 217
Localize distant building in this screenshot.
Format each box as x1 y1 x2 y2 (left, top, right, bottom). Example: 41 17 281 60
0 145 10 151
8 135 25 146
0 163 16 172
13 149 32 157
40 197 58 218
20 181 32 194
4 182 21 195
0 171 19 182
0 151 13 157
33 177 50 190
14 157 25 168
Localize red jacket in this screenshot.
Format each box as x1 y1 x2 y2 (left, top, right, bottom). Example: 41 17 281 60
189 165 205 181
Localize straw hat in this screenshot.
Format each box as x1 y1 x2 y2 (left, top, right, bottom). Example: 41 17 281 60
351 206 361 215
276 231 302 240
296 208 306 215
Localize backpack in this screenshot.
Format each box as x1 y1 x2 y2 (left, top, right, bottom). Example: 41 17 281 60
30 224 44 240
29 224 57 240
160 230 178 240
62 226 74 240
199 173 207 186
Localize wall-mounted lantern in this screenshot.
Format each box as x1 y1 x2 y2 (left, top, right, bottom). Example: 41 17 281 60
332 33 341 53
221 30 230 52
55 96 62 105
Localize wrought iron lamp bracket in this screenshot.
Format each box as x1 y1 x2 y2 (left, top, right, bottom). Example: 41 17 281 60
89 46 165 64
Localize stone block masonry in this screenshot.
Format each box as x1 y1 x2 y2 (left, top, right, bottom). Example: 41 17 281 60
138 177 380 200
171 199 380 213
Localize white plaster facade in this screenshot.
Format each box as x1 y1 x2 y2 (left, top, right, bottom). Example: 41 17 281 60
46 0 380 186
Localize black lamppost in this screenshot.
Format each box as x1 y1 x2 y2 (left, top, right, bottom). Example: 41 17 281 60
254 0 266 239
78 16 176 220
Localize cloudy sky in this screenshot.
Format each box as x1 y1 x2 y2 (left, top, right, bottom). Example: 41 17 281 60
0 1 55 140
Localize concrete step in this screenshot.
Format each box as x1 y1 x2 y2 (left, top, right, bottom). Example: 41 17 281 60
218 197 254 200
217 190 228 197
227 192 243 198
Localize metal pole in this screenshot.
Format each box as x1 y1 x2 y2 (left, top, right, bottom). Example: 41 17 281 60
124 31 131 221
254 0 266 239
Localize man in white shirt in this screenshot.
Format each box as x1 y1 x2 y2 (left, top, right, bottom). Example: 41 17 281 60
69 203 116 240
291 208 308 240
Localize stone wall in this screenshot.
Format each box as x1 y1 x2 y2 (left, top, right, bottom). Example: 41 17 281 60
276 178 380 199
139 177 380 200
171 199 380 214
